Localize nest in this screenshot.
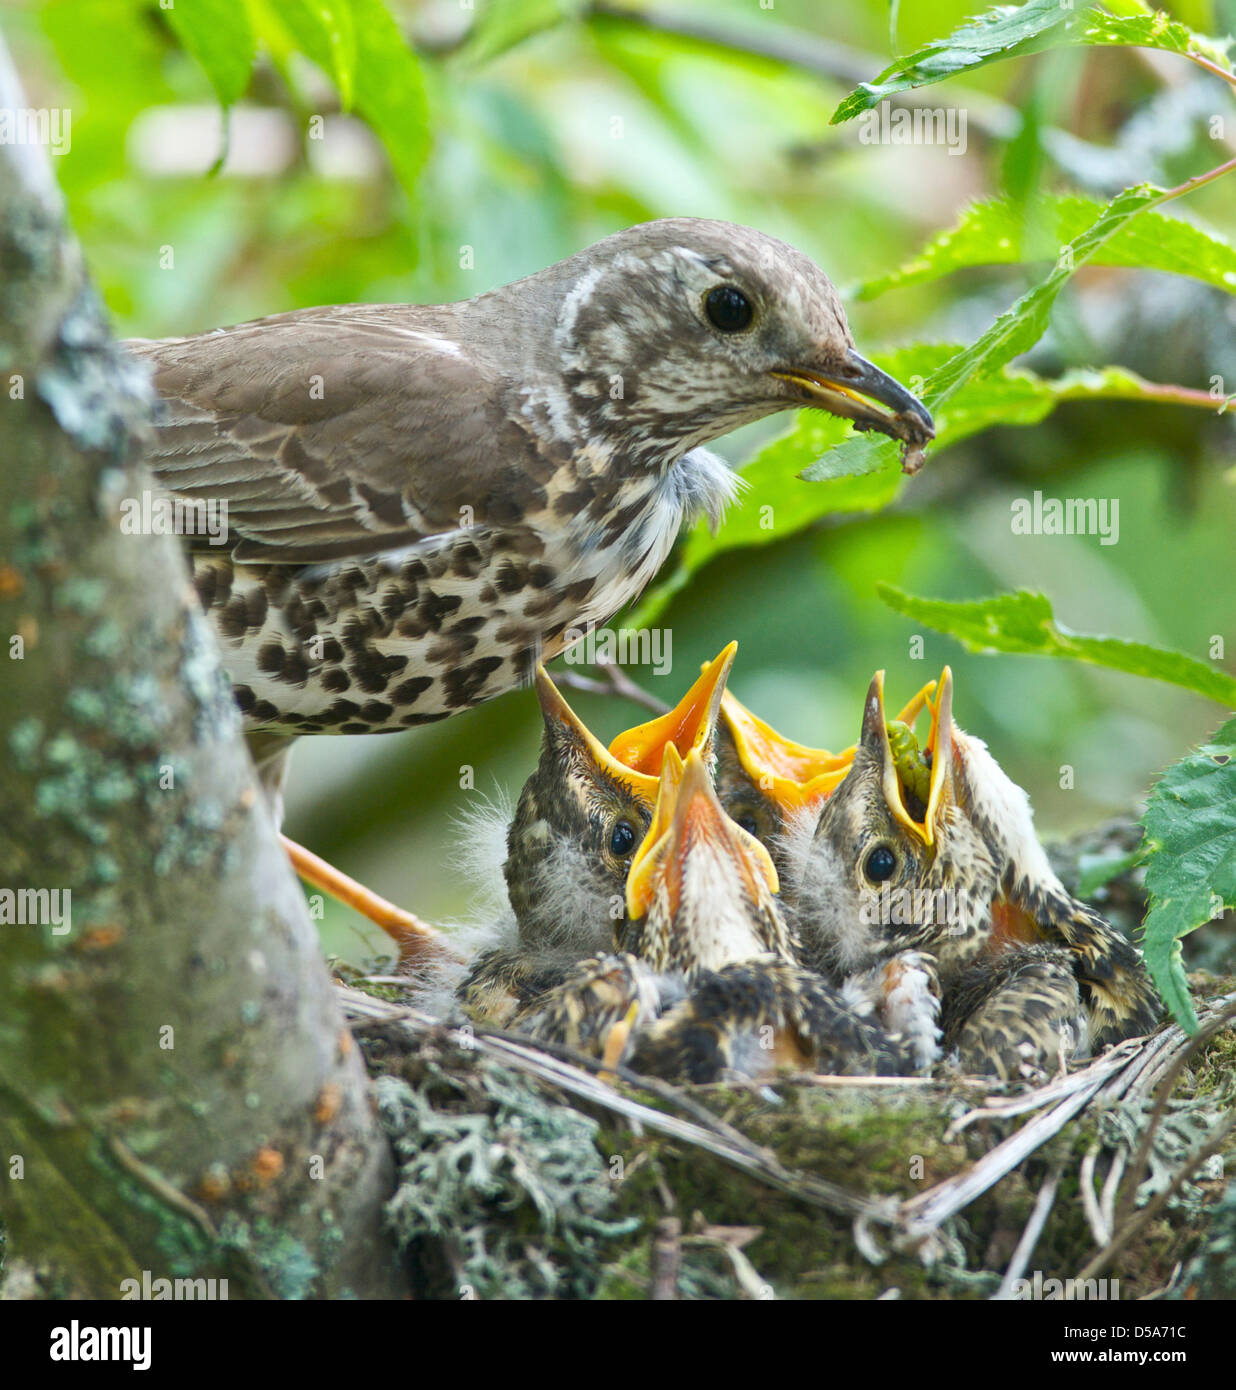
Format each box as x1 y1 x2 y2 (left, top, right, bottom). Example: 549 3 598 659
340 974 1236 1300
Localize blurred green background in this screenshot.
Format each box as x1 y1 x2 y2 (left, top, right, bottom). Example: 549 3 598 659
7 0 1235 958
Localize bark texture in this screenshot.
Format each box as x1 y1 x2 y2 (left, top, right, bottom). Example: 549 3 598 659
0 38 406 1299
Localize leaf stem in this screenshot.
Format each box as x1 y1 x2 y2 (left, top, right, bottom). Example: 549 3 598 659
1184 51 1236 94
1160 152 1236 202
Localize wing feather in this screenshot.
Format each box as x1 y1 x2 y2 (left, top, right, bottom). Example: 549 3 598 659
125 306 546 563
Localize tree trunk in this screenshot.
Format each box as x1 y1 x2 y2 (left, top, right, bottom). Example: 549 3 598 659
0 36 406 1300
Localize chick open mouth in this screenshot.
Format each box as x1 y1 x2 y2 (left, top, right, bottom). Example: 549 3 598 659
864 669 951 846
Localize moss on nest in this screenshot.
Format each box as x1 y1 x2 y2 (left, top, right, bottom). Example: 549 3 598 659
375 1044 637 1299
354 978 1236 1300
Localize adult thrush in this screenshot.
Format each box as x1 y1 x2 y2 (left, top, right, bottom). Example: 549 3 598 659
127 219 933 766
783 668 1159 1078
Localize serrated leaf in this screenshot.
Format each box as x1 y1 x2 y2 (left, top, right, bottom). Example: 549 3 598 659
802 183 1166 482
876 586 1236 706
809 170 1236 488
629 353 1213 628
1141 716 1236 1032
831 0 1093 122
832 0 1232 123
164 0 256 106
1081 6 1233 72
854 194 1236 300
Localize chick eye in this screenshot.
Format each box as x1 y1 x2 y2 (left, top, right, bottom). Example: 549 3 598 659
609 820 638 857
705 285 754 333
732 809 760 837
863 844 898 884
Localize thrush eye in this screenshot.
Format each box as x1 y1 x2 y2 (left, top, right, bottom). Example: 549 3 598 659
705 285 754 333
732 809 760 837
863 844 898 884
609 820 638 857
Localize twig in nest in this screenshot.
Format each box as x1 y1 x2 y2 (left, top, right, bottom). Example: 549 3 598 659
1112 995 1236 1234
1079 1143 1110 1248
946 1042 1140 1137
904 1055 1127 1240
1072 1110 1236 1290
991 1161 1063 1300
650 1216 682 1300
335 987 897 1226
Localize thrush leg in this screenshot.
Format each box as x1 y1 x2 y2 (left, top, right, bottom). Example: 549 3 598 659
845 950 943 1073
943 946 1088 1080
280 835 455 968
459 946 585 1027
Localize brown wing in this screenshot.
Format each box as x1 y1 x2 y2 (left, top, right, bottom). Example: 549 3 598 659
125 305 547 563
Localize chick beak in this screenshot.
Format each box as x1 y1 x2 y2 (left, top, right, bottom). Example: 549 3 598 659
858 670 929 845
923 666 955 840
626 745 779 925
533 665 660 803
719 690 852 815
771 348 935 472
608 641 737 774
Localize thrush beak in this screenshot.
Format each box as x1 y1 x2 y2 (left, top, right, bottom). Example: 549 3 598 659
772 349 934 462
719 689 852 815
626 746 779 923
608 642 737 774
533 666 660 803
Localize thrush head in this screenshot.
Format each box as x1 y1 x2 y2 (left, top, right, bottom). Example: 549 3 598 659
498 218 936 468
785 667 1158 1050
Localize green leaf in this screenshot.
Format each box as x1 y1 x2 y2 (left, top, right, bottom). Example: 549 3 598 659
1080 6 1233 71
832 0 1232 123
290 1 358 109
459 0 583 66
876 586 1236 706
831 0 1092 122
163 0 257 106
854 194 1236 301
275 0 430 195
802 183 1168 482
1140 716 1236 1032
